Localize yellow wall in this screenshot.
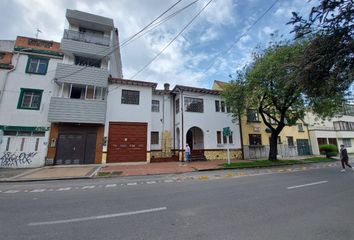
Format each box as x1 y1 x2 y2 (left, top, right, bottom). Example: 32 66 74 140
240 115 309 146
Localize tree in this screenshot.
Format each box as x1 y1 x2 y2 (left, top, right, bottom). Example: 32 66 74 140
288 0 354 114
223 41 307 160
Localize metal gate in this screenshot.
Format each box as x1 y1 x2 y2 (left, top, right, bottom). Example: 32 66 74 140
296 139 311 156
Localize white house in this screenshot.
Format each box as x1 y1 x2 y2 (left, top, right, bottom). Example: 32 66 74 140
104 80 242 163
0 36 63 168
305 105 354 154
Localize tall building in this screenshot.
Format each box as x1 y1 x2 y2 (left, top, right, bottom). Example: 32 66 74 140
46 9 123 165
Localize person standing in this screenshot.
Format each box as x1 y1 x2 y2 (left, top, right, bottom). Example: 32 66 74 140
340 144 353 172
185 144 191 162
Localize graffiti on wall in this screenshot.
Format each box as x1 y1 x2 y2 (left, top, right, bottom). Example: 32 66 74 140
0 152 38 167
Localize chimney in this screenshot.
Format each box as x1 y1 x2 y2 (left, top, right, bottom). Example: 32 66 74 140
164 83 170 91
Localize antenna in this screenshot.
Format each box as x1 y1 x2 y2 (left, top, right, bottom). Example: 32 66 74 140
35 29 42 39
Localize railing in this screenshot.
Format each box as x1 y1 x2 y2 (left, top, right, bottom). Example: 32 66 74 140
63 29 110 46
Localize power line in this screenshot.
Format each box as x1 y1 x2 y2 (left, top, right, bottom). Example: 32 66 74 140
202 0 281 75
130 0 214 79
121 0 200 48
120 0 184 47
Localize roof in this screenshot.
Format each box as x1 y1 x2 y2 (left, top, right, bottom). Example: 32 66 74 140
109 77 158 88
212 80 229 90
153 89 171 95
0 40 15 52
172 85 221 95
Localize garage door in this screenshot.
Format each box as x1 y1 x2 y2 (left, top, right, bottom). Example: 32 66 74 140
107 122 147 163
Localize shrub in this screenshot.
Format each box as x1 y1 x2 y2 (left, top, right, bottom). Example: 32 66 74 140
319 144 338 158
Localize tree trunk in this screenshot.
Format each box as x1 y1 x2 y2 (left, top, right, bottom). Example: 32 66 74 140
268 132 278 161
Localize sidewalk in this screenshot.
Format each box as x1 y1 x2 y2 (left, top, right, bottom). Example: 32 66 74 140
0 165 100 182
98 160 250 177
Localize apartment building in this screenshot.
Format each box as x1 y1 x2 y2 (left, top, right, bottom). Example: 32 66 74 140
46 9 123 165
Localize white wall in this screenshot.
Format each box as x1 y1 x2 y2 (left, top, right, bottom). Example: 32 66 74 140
180 92 241 150
105 84 153 150
0 54 60 127
0 53 61 168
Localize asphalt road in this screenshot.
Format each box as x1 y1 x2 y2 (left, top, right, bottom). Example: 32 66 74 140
1 165 353 240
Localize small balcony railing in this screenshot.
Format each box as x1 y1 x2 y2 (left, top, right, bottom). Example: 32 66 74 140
63 29 110 46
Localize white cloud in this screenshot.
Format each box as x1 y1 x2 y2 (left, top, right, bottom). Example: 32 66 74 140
199 27 219 42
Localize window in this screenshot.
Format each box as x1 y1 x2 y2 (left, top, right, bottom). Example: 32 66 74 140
221 101 225 112
152 100 160 112
247 109 259 122
74 56 101 68
17 88 43 110
176 99 180 113
184 97 203 113
342 139 352 148
223 133 227 144
121 90 139 105
215 100 220 112
3 131 45 136
26 56 48 74
317 138 327 146
297 123 304 132
229 131 233 144
287 136 294 146
151 132 159 144
249 134 262 146
217 131 222 144
70 85 86 99
334 121 354 131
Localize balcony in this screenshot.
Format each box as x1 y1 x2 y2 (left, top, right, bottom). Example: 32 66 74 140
48 97 106 124
55 63 108 87
64 29 110 46
61 38 110 59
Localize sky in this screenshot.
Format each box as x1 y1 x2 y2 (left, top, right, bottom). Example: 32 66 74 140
0 0 320 90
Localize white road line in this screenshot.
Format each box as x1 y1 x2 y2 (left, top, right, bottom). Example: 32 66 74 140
105 184 117 188
4 190 20 193
28 207 167 226
30 189 46 193
146 181 156 184
287 180 328 190
164 180 173 183
82 185 95 189
127 182 137 186
56 187 71 191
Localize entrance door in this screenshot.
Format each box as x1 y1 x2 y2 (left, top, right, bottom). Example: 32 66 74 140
84 133 97 164
186 127 204 156
107 122 147 162
297 139 311 156
55 134 85 164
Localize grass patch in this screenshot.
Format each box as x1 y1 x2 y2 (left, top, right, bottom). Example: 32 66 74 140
302 157 336 162
97 172 111 177
222 160 302 168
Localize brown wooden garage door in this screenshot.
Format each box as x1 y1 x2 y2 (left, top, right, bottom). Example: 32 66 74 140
107 122 147 163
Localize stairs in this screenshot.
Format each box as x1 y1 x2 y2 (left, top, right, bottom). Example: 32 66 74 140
189 155 207 162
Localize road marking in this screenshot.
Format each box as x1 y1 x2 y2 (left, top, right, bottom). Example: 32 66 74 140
56 187 71 191
28 207 167 226
127 182 137 186
82 185 95 189
164 179 173 183
30 189 46 193
146 181 156 184
287 180 328 190
4 190 20 193
105 184 117 188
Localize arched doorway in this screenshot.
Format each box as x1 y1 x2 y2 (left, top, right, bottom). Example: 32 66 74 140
186 127 204 157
